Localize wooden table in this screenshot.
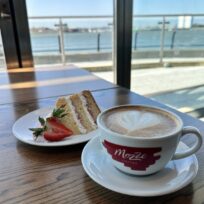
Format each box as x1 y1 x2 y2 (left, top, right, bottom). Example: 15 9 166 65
1 66 204 203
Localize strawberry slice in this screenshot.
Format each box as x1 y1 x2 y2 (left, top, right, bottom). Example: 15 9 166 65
46 117 73 134
44 117 73 141
43 131 69 142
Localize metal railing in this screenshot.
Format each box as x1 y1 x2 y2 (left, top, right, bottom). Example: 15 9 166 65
29 15 113 65
28 14 204 65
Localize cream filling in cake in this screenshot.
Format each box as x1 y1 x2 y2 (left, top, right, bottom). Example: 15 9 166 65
79 93 97 129
66 96 87 134
55 90 100 135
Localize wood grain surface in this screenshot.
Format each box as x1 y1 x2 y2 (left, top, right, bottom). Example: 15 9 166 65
1 67 204 204
0 65 117 105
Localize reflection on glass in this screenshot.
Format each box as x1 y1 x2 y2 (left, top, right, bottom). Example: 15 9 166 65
0 30 6 69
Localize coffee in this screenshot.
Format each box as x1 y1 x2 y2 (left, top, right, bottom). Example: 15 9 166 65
101 106 179 138
98 105 202 175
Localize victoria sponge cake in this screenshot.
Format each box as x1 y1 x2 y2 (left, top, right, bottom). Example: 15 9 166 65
56 90 101 135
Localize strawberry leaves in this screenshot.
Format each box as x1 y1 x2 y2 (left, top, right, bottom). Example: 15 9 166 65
38 116 45 126
29 117 47 139
29 127 44 138
29 107 72 141
52 107 67 118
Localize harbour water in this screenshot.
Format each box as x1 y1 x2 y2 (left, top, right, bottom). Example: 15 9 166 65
30 29 204 54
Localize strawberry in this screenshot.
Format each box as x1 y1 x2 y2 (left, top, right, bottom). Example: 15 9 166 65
30 107 73 142
46 117 72 134
43 131 70 142
44 117 73 141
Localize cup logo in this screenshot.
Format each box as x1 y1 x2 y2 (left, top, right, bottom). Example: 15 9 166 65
103 140 162 171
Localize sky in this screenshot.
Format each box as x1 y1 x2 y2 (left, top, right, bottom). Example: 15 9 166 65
26 0 204 16
134 0 204 15
26 0 204 29
26 0 113 16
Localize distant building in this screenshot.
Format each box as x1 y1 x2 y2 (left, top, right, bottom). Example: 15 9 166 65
177 16 192 29
30 27 56 33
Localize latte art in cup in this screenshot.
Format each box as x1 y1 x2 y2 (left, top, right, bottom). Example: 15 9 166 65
102 107 179 138
97 105 202 175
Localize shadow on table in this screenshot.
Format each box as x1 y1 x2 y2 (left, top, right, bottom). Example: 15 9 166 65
82 174 194 204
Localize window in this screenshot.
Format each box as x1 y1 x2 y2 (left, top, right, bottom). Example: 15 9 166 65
26 0 114 83
131 0 204 120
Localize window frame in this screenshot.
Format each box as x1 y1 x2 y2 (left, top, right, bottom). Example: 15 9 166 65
1 0 133 89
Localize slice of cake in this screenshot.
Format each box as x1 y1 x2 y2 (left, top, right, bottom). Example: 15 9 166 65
56 90 101 135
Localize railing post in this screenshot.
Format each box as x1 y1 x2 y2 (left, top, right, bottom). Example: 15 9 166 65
59 18 66 65
58 35 61 53
97 33 101 52
160 16 165 64
134 31 138 50
160 16 165 63
171 29 176 49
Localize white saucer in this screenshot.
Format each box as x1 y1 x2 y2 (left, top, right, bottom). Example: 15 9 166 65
12 107 99 147
81 136 198 197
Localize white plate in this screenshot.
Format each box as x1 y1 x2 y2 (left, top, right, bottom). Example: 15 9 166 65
81 136 198 197
12 107 99 147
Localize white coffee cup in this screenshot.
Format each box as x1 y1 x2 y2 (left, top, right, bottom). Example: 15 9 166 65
97 105 203 176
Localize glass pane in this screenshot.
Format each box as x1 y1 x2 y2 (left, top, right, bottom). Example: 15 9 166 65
132 17 161 69
0 30 6 69
131 1 204 121
29 19 60 65
26 0 114 84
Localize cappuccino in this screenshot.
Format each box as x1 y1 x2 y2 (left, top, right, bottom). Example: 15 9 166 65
97 105 202 175
101 106 179 138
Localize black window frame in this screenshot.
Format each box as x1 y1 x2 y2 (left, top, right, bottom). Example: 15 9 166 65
1 0 133 89
0 0 33 68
